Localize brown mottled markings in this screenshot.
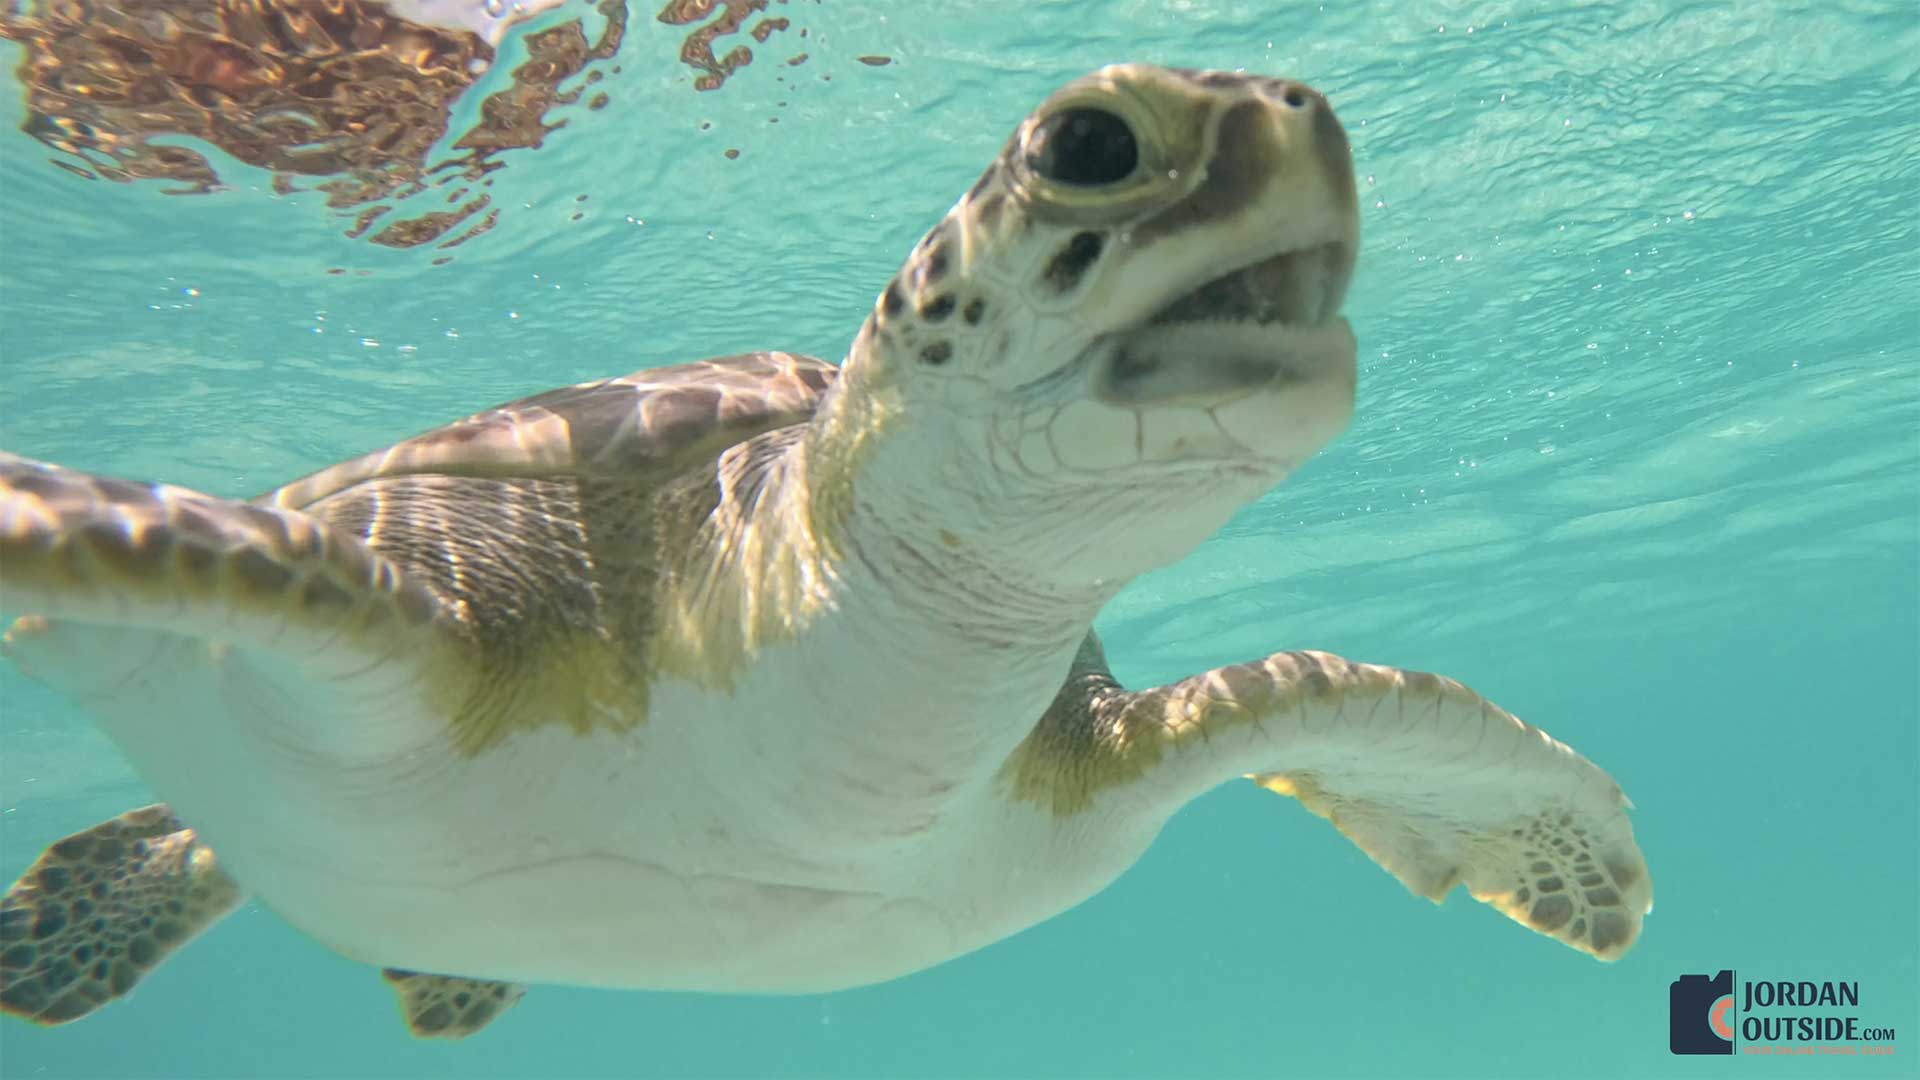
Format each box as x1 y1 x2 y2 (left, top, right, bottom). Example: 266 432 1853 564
0 806 242 1026
1043 231 1104 291
381 969 525 1039
920 243 950 285
919 342 952 366
962 298 986 325
972 191 1006 231
1530 894 1574 931
0 453 449 663
918 295 957 322
1588 910 1631 953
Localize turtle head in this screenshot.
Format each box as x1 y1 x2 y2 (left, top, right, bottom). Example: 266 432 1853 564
831 64 1359 589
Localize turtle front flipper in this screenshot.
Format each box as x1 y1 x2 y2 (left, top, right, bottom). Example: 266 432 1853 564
1 805 244 1024
1005 635 1652 960
0 451 470 767
382 969 527 1039
0 452 450 666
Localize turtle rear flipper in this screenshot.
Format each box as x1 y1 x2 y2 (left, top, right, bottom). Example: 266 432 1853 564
382 969 527 1039
0 805 244 1024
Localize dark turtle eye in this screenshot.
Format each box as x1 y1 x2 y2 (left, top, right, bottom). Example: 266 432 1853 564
1025 107 1138 187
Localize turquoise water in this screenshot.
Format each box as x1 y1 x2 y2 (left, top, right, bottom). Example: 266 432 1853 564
1 0 1916 1076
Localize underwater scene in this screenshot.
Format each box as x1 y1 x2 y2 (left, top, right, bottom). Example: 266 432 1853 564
0 1 1915 1077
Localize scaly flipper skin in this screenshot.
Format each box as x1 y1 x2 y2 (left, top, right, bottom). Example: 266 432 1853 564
0 801 523 1041
0 806 245 1023
381 969 526 1039
1007 635 1651 959
0 452 451 673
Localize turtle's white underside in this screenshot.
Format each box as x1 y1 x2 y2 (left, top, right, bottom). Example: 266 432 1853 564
12 599 1151 991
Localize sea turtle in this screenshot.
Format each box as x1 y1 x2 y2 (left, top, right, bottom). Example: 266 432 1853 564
0 64 1651 1039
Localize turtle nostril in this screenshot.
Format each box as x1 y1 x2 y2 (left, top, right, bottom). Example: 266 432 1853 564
1281 85 1309 110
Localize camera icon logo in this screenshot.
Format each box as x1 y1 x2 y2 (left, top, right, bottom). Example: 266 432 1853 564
1670 970 1736 1055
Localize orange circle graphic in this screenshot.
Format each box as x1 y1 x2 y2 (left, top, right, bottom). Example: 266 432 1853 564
1709 995 1735 1040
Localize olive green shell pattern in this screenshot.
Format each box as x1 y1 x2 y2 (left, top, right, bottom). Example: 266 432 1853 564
261 352 838 511
254 350 842 755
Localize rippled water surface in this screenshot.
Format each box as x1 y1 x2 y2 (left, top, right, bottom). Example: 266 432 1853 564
1 1 1916 1077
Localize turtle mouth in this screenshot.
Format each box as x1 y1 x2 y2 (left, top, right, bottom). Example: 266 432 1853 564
1145 240 1354 329
1094 239 1356 408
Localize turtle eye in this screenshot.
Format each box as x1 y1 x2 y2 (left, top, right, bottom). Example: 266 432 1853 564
1025 107 1138 187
